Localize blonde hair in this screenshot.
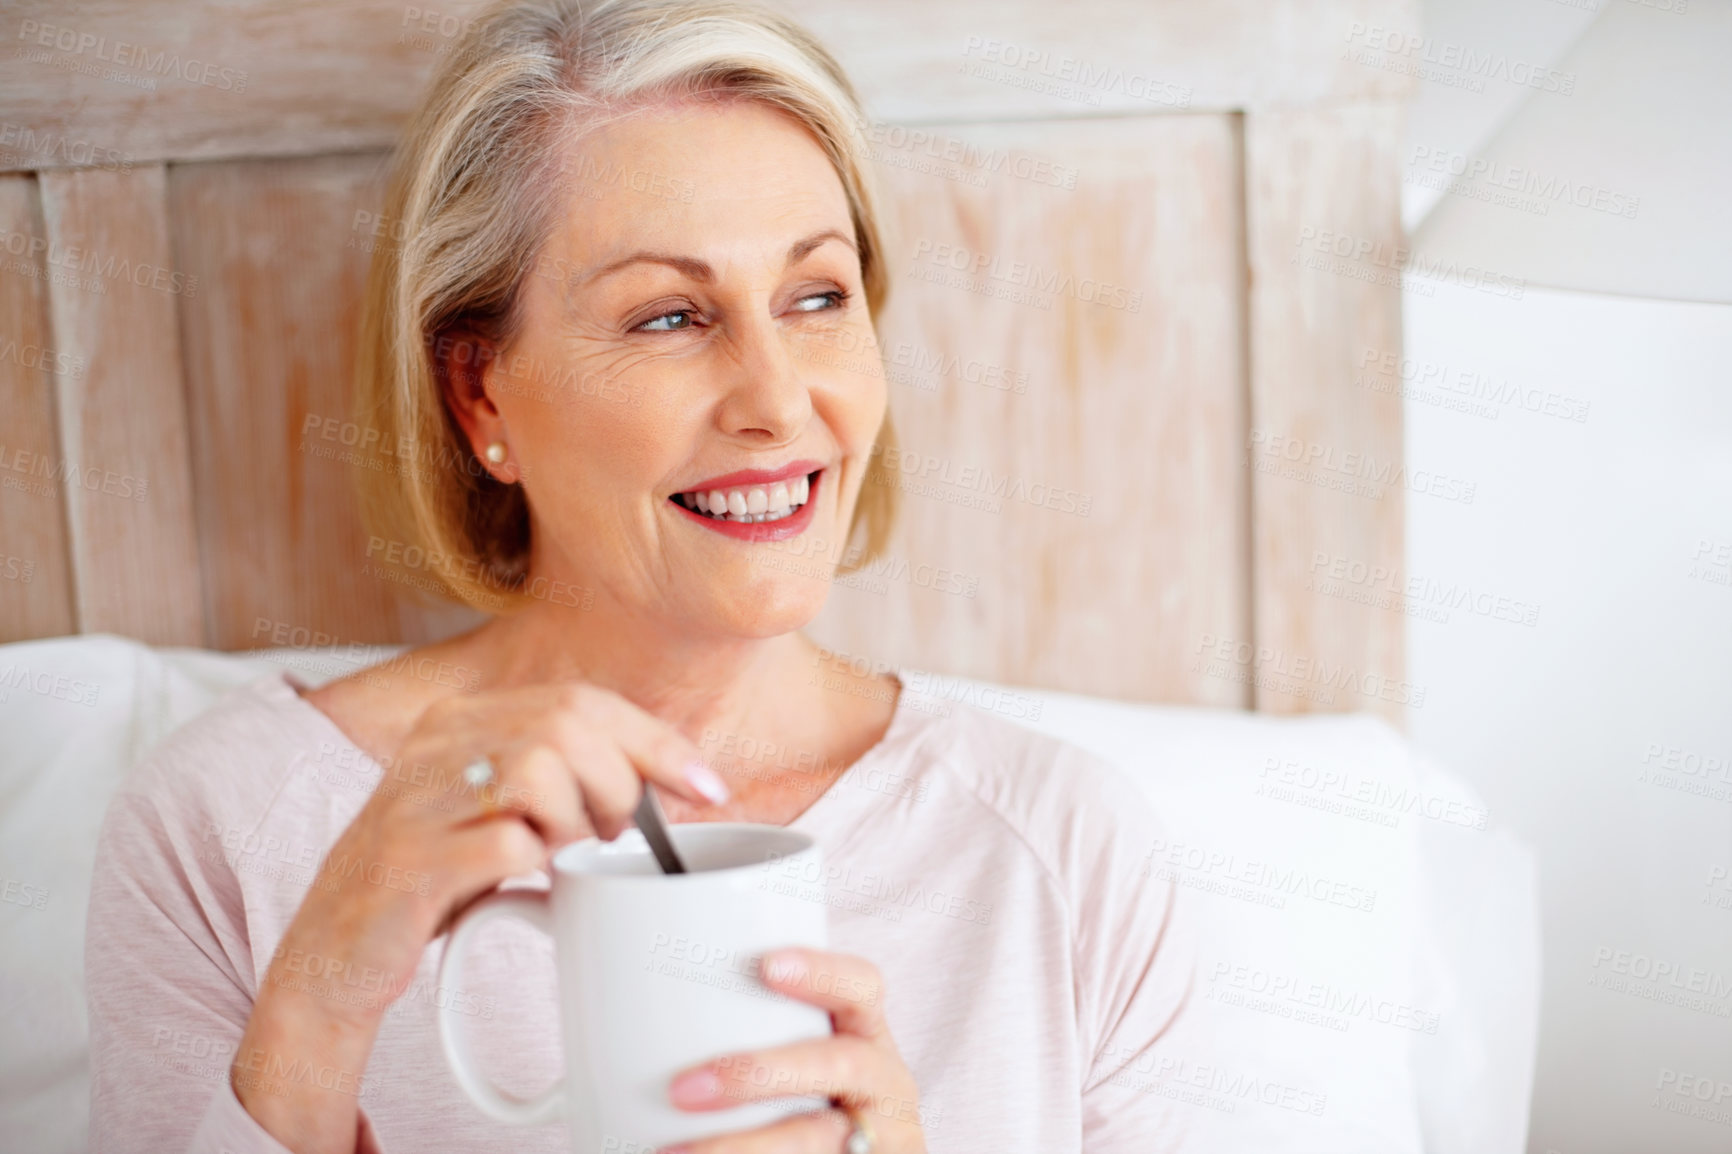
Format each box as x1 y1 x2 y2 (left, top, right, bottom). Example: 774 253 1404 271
354 0 898 612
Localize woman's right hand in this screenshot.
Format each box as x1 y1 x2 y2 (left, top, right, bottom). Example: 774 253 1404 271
230 681 730 1153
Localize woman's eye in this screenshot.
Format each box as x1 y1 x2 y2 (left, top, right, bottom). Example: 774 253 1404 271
634 290 847 332
794 290 849 313
636 310 694 332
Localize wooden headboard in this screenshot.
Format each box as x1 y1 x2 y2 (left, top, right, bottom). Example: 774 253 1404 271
0 0 1417 724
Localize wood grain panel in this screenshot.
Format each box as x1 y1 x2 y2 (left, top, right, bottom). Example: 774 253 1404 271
38 164 205 644
0 0 477 172
0 174 77 640
168 151 483 651
1 2 1416 714
808 114 1251 707
776 0 1419 121
1243 103 1408 724
0 0 1417 172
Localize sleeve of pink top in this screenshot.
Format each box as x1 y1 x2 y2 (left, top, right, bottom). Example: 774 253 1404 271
1070 763 1201 1153
85 779 388 1154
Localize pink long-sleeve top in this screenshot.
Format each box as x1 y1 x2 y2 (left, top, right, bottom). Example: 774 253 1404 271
85 669 1196 1152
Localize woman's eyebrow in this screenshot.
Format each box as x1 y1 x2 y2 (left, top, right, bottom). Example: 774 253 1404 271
578 227 857 287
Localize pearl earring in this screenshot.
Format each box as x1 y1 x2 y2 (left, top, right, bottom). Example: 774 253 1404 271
484 442 507 465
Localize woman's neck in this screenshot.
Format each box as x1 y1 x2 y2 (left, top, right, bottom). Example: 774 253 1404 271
466 606 813 732
361 604 899 825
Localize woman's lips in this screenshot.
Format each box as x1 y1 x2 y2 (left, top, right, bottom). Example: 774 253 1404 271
668 469 822 542
680 458 822 493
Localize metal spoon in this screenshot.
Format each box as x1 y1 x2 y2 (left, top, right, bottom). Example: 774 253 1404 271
633 784 687 874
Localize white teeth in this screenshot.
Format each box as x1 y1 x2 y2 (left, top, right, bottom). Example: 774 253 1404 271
679 473 815 523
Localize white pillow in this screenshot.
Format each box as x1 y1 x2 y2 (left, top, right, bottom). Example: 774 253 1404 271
0 635 391 1154
1401 749 1539 1154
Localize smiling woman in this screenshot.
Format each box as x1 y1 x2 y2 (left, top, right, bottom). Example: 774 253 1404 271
355 0 898 613
397 93 890 631
81 2 1195 1154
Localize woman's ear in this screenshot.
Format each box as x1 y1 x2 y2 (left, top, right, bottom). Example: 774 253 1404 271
432 329 519 483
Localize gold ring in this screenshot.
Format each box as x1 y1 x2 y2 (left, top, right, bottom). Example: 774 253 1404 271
840 1104 875 1154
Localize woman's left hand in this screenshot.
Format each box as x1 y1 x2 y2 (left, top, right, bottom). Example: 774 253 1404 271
660 947 927 1153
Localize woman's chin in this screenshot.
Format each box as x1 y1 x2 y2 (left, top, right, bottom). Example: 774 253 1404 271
701 578 833 639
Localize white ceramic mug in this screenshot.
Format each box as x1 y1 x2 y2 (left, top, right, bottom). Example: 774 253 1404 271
437 822 833 1152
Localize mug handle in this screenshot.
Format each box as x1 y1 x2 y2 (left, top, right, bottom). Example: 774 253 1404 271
436 889 565 1125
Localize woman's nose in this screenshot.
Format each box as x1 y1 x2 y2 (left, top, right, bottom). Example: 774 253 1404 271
712 312 813 444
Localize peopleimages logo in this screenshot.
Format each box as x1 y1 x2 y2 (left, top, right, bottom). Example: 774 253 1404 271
1095 1044 1327 1116
1258 755 1490 830
869 444 1092 518
1191 632 1426 709
1208 961 1441 1034
1292 225 1525 300
898 669 1046 723
1342 22 1576 94
908 239 1144 313
762 852 994 927
1306 550 1540 629
0 663 102 707
0 122 130 171
1356 347 1590 424
1141 837 1379 914
1245 428 1477 506
1589 946 1732 1018
958 36 1192 109
15 20 249 92
849 116 1080 191
0 223 199 298
1407 146 1641 220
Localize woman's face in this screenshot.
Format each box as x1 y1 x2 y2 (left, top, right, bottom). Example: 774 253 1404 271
465 98 886 637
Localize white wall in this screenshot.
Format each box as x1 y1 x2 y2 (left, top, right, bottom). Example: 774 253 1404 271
1404 282 1732 1154
1399 2 1732 1151
1408 0 1732 303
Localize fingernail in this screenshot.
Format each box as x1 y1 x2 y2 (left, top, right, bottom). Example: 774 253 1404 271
684 761 731 805
669 1068 724 1106
761 950 806 985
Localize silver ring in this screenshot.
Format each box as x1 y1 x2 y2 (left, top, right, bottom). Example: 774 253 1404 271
462 758 496 790
842 1106 875 1154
